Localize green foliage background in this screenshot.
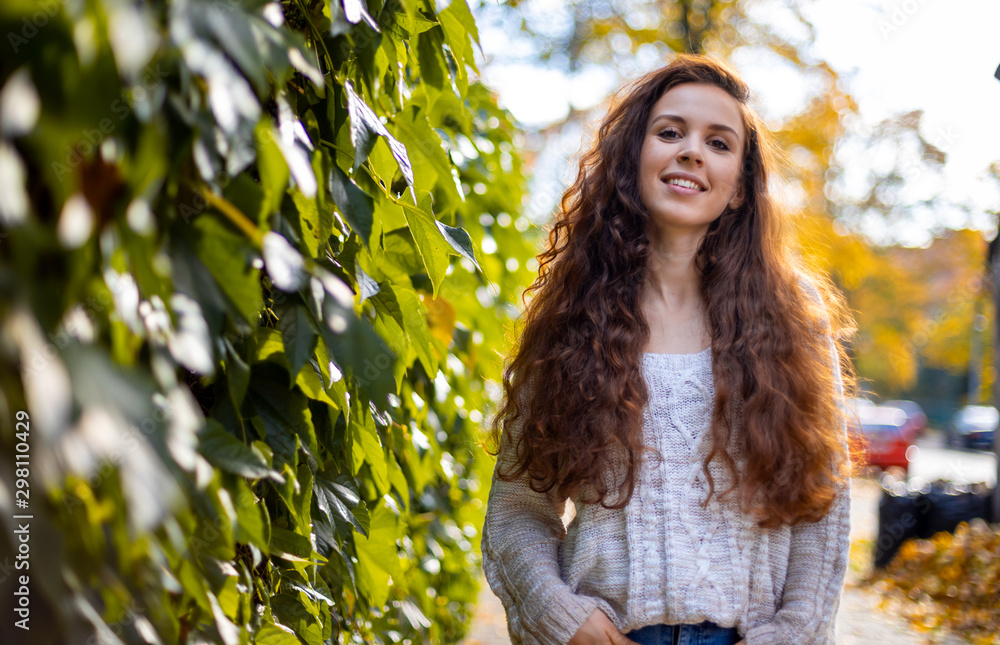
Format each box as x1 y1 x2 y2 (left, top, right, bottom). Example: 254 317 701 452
0 0 538 642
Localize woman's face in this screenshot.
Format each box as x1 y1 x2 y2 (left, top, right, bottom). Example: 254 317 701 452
637 82 746 241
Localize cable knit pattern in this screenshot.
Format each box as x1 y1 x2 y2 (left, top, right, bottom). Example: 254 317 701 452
481 337 851 645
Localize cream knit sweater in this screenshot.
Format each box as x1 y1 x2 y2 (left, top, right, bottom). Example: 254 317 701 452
481 341 851 645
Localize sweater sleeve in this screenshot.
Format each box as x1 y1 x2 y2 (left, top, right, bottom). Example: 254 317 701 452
480 407 601 645
743 324 853 645
741 478 851 644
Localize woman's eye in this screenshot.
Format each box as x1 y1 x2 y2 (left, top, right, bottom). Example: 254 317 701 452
656 130 730 151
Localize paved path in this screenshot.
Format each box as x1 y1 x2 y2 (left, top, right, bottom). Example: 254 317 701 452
461 477 967 645
837 478 964 645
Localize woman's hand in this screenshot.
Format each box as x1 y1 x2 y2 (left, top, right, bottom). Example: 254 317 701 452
568 608 641 645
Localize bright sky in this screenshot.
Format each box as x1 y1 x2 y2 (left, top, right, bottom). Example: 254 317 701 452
472 0 1000 246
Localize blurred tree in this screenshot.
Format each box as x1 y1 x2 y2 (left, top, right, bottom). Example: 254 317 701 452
818 228 994 397
893 230 992 383
825 108 975 247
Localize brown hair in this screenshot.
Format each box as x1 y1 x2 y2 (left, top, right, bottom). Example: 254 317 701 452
485 53 859 529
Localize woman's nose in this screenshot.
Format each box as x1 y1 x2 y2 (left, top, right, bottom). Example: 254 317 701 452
677 147 704 165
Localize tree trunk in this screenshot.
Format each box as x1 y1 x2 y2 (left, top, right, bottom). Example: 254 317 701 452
990 231 1000 521
991 63 1000 522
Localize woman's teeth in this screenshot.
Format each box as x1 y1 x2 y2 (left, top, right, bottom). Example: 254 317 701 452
666 178 703 190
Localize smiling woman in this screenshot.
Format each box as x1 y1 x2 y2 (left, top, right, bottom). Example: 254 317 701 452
481 53 859 645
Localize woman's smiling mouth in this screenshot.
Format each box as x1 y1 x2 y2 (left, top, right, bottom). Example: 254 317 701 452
663 177 706 195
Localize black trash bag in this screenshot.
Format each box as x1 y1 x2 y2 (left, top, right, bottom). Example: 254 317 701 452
922 485 993 537
875 478 996 569
875 483 930 569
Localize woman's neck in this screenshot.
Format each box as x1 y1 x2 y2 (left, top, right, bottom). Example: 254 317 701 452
641 231 710 354
644 232 703 311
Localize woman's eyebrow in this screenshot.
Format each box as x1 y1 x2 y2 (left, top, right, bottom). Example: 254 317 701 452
650 114 740 139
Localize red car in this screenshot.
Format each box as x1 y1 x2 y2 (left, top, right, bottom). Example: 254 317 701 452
848 405 917 474
883 399 928 442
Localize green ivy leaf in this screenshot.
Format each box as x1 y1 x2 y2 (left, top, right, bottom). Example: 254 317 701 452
252 322 339 408
188 214 263 331
262 231 308 292
311 271 396 402
270 526 312 562
274 461 305 530
370 284 410 370
437 221 481 272
279 303 319 382
387 455 410 513
256 623 302 644
271 594 324 645
297 360 341 408
255 121 290 217
247 367 319 468
232 477 270 552
443 0 480 49
275 93 318 198
188 1 269 92
328 164 374 248
222 336 250 411
397 283 439 374
207 591 240 645
290 188 324 259
415 25 449 111
171 234 227 336
283 577 334 608
344 81 415 200
314 472 369 537
392 109 460 210
177 559 213 613
366 136 399 191
252 326 287 364
356 264 380 303
403 193 451 296
351 412 388 496
199 419 285 483
380 226 425 276
439 5 474 82
353 500 401 608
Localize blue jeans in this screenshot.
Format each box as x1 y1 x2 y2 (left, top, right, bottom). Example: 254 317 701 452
625 621 741 645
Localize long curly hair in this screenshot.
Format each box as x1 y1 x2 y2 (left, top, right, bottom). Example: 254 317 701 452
485 53 859 529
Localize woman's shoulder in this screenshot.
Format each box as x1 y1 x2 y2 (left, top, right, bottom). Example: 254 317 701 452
792 270 836 334
794 270 824 305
